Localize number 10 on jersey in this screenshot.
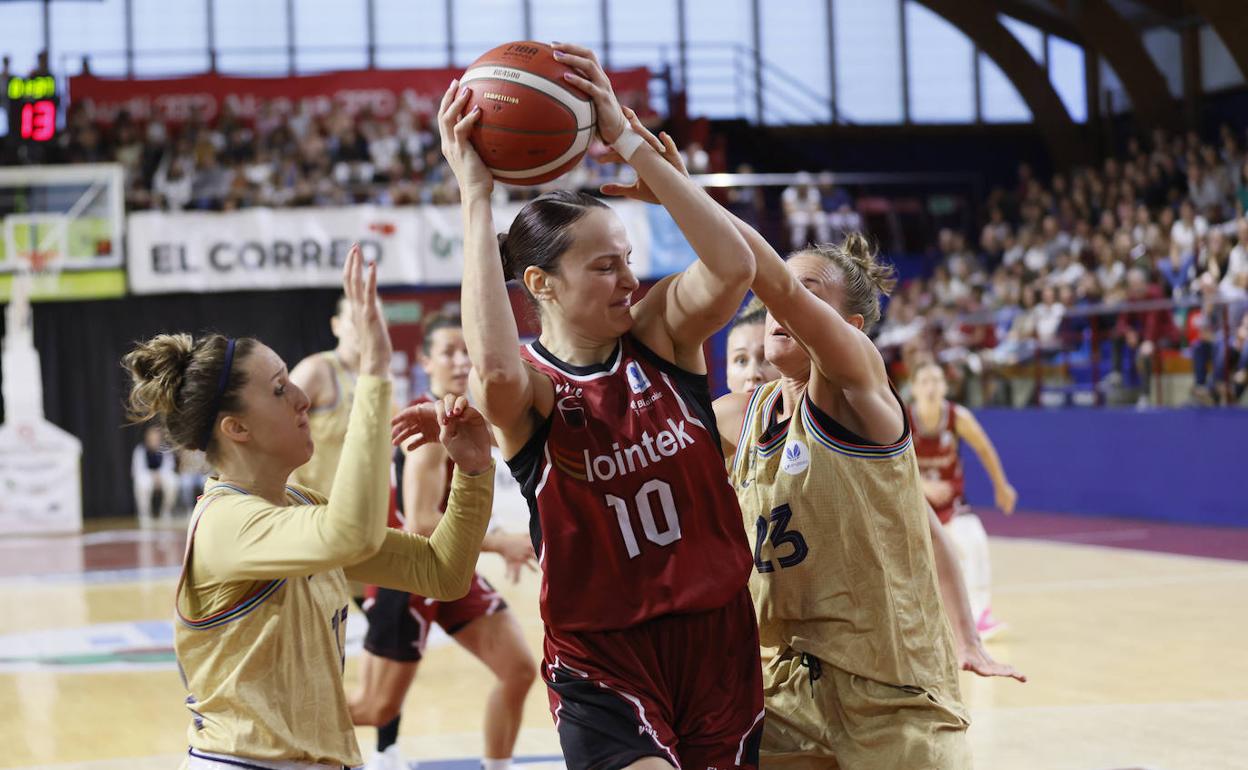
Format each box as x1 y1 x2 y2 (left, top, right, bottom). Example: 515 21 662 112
606 479 682 559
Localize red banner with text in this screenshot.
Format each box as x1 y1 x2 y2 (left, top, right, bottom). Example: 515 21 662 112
68 67 652 126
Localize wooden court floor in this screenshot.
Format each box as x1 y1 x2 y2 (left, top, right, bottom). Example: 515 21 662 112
1 522 1245 770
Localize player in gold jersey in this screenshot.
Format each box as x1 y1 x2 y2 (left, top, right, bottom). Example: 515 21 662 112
722 307 1022 680
123 246 496 770
714 225 1030 767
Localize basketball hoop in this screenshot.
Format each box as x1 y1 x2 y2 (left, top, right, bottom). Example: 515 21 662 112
20 248 56 275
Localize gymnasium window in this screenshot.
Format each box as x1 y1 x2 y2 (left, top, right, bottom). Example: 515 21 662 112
832 0 903 124
374 0 450 68
1200 24 1246 93
133 0 210 77
1047 35 1087 123
451 0 525 67
215 0 290 75
759 0 831 125
981 54 1032 123
606 0 678 115
1142 28 1183 99
684 0 751 120
293 0 368 73
530 0 603 55
48 0 127 76
905 1 974 124
999 15 1045 65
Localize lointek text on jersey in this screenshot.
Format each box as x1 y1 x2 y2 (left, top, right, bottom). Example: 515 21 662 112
583 418 695 482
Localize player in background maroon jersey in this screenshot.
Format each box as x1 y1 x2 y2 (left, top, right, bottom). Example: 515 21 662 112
437 43 763 770
348 313 537 770
910 361 1018 639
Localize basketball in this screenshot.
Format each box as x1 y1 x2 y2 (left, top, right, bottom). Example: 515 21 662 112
460 41 596 186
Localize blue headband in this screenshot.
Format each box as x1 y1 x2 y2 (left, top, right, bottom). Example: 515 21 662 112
200 338 237 450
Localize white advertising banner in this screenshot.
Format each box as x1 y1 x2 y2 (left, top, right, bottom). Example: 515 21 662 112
127 206 424 294
126 201 686 294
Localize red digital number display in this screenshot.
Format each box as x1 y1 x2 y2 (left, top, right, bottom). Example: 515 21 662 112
20 100 56 142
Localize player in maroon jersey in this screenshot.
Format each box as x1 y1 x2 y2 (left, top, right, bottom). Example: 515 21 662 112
435 43 763 770
910 361 1018 639
348 313 537 770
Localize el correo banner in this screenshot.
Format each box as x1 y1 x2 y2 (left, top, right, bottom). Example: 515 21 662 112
127 201 687 294
127 206 423 294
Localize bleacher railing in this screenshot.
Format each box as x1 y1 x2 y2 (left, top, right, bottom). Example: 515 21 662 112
883 295 1248 409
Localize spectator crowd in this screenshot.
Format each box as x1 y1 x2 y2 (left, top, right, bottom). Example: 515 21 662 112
872 127 1248 407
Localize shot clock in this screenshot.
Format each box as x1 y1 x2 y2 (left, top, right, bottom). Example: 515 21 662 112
7 75 59 143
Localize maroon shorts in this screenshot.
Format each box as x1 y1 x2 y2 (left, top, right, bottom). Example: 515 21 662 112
362 574 506 662
543 588 764 770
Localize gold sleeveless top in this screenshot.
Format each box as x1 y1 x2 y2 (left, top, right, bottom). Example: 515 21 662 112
730 381 964 707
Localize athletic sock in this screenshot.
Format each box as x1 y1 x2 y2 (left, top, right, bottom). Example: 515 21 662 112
482 758 512 770
377 714 401 752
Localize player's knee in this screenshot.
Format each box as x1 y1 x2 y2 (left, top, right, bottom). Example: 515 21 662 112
353 695 404 726
500 654 537 693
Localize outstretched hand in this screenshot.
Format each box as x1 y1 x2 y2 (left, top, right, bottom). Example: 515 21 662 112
959 638 1027 683
391 394 493 476
342 243 391 378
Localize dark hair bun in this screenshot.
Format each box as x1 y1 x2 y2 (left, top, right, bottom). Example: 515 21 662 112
122 333 196 424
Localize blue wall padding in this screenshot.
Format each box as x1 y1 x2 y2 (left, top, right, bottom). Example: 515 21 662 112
962 408 1247 527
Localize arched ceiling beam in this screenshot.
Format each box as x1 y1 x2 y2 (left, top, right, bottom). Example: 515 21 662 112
918 0 1086 166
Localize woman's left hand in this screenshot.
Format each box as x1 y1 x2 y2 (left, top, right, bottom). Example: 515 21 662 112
599 107 688 204
391 395 493 476
553 43 626 145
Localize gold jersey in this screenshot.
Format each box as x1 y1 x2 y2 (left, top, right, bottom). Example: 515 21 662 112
290 352 355 496
730 381 964 706
175 376 495 768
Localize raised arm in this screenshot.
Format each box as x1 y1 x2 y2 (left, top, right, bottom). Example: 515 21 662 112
195 376 393 579
197 247 395 579
600 110 883 398
954 406 1017 514
554 45 754 365
438 79 550 452
729 211 885 390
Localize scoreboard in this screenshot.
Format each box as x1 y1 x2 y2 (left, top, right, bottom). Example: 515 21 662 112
6 75 58 143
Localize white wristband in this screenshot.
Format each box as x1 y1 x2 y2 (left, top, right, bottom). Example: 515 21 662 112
612 129 645 162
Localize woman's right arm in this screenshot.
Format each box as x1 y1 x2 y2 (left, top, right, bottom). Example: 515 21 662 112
346 463 494 600
438 79 549 452
353 396 497 598
195 375 394 580
196 246 395 579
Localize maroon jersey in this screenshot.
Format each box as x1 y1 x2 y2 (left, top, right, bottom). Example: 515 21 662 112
909 401 966 524
509 334 753 631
